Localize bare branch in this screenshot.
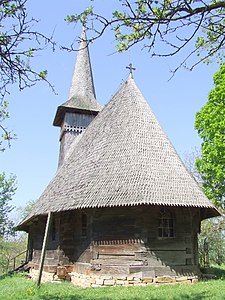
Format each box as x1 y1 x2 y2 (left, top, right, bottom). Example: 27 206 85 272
66 0 225 73
0 0 57 101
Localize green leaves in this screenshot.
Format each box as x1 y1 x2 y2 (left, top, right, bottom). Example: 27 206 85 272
65 6 93 26
68 1 225 72
198 216 225 267
195 64 225 209
0 172 17 238
0 101 16 152
38 70 47 80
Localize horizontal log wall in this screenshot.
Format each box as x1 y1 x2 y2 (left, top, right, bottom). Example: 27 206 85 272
28 205 201 279
90 205 201 277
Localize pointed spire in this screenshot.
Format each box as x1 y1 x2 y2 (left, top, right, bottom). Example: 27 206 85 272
53 28 102 127
68 28 96 103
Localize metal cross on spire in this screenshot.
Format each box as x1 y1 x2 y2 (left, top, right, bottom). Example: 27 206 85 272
126 63 136 78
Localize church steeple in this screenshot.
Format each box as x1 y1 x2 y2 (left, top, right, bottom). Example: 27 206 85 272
53 29 101 127
68 28 97 105
53 29 102 167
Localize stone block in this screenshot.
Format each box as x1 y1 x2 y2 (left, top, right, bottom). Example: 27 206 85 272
154 276 176 283
32 264 39 270
65 265 74 273
90 277 96 284
29 269 39 281
178 280 192 284
133 276 142 281
117 275 127 280
146 282 154 286
41 271 54 283
65 274 71 281
95 278 104 285
45 265 57 273
143 277 153 283
104 279 115 286
130 272 142 280
100 275 113 280
53 274 65 282
127 275 134 281
188 275 198 280
128 280 142 284
57 266 67 278
91 284 104 288
175 276 188 282
116 280 127 285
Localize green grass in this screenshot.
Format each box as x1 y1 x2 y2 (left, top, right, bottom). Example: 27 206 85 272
0 267 225 300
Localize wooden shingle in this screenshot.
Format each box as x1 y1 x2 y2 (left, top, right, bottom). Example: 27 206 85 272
18 75 219 229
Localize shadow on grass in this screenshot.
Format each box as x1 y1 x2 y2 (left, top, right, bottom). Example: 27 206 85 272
0 271 14 280
39 290 209 300
201 265 225 279
39 295 207 300
166 291 208 300
210 266 225 279
40 297 81 300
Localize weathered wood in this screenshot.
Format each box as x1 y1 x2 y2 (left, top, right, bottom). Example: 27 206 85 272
146 240 190 250
98 253 135 258
93 239 143 245
149 250 186 266
37 212 53 287
28 205 201 281
93 244 142 253
59 113 96 167
92 264 129 275
92 258 144 266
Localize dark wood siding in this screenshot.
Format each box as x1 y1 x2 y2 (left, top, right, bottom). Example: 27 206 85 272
28 205 201 277
58 113 96 167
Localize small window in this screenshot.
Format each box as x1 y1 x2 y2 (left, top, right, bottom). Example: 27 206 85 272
158 208 175 238
81 213 87 237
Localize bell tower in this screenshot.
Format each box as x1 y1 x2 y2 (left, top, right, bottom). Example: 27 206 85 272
53 29 102 167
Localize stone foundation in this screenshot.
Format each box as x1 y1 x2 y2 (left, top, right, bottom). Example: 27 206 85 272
29 266 198 287
69 272 198 287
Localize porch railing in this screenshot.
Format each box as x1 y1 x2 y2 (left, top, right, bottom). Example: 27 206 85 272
11 249 28 272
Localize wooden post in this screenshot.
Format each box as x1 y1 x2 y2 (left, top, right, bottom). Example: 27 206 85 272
13 257 16 271
37 211 53 287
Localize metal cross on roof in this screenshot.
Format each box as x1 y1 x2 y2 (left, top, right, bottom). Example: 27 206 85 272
126 63 136 78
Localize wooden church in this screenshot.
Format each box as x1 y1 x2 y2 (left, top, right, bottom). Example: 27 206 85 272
17 30 219 287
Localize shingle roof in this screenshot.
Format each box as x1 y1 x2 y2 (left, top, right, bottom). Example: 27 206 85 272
53 29 102 127
18 75 219 228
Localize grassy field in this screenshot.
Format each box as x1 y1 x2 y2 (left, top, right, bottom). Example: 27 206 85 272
0 266 225 300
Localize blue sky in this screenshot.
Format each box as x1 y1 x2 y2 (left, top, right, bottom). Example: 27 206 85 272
1 1 219 211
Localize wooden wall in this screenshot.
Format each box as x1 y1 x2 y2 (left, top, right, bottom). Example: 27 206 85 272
90 206 201 277
58 112 96 167
28 205 201 277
